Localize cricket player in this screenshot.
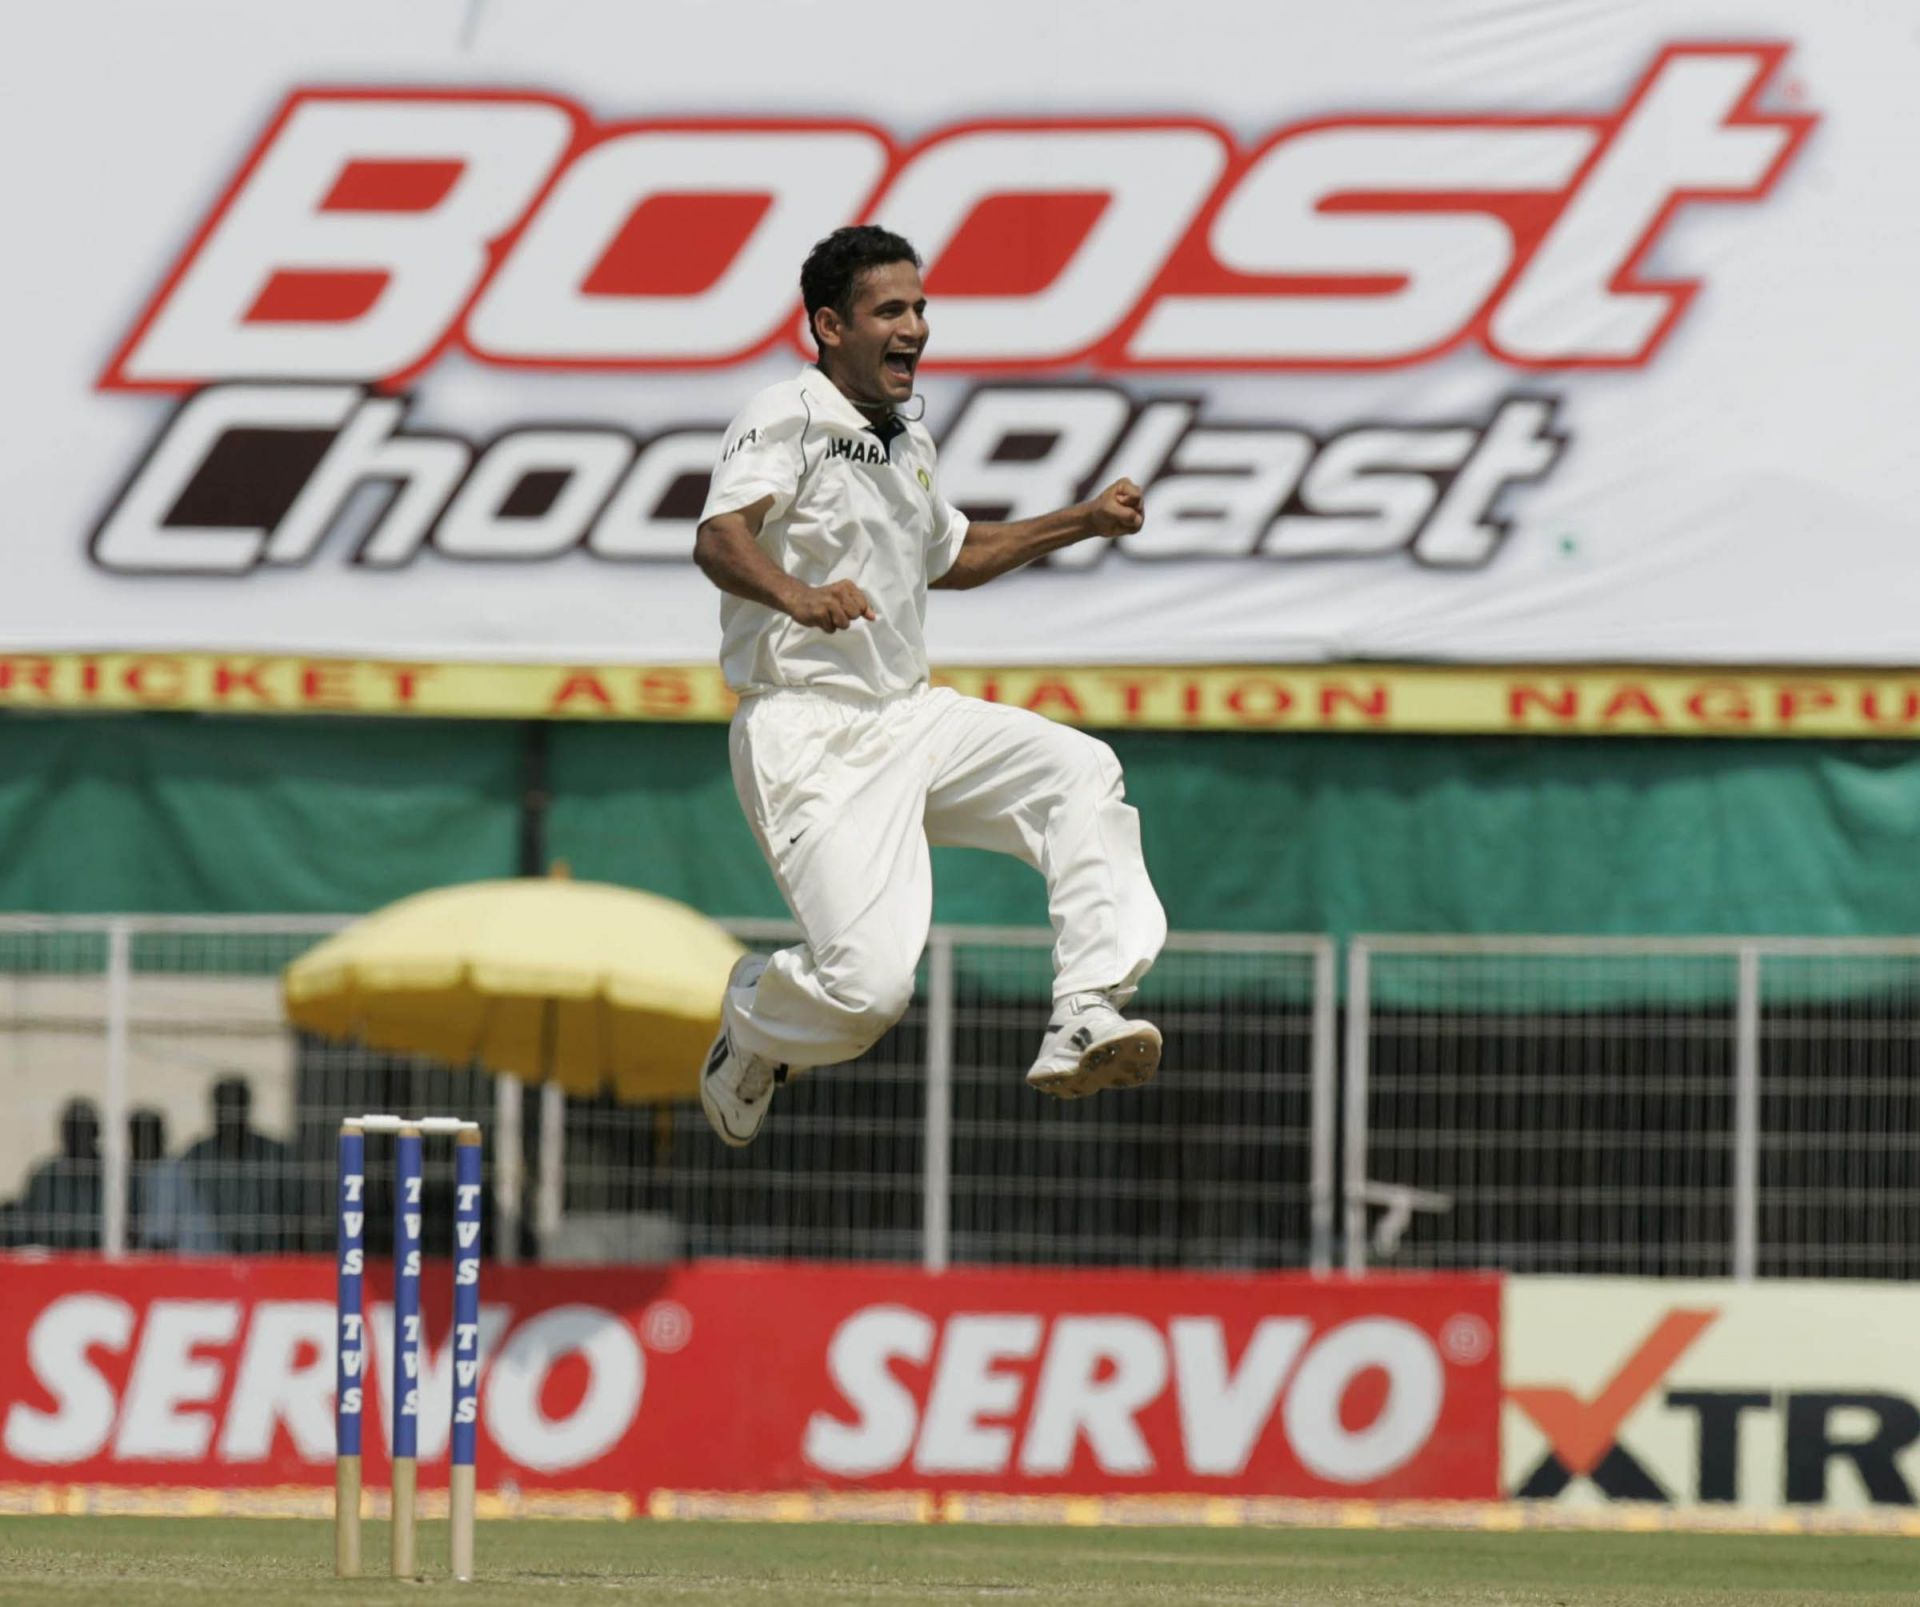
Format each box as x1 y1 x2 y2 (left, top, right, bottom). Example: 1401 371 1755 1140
694 225 1166 1147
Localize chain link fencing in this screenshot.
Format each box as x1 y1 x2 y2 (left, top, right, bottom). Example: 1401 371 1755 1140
4 917 1917 1280
0 917 1331 1274
1344 936 1920 1280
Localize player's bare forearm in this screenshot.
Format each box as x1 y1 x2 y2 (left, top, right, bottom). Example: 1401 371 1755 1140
931 478 1145 590
932 506 1092 591
695 501 802 611
695 501 876 632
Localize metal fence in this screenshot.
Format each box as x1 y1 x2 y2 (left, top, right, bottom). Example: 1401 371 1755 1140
1345 936 1920 1280
3 917 1917 1281
0 916 1331 1274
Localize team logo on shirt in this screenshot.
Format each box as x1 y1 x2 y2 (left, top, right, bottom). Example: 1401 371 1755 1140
824 436 889 467
720 429 757 463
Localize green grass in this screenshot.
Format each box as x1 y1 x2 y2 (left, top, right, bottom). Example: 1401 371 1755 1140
0 1517 1916 1605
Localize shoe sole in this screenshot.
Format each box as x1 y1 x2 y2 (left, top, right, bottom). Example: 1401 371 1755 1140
1027 1024 1163 1100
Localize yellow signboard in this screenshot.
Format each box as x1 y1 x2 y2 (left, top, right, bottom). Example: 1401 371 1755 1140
3 653 1919 737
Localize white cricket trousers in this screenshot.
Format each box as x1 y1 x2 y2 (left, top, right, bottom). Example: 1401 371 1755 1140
723 684 1167 1071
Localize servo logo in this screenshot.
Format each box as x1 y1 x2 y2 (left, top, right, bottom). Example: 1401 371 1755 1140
88 45 1812 576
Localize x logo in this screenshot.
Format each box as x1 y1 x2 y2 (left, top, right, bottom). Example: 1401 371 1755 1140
1508 1309 1718 1500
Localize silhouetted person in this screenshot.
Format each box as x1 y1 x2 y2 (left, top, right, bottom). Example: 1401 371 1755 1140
126 1107 163 1248
129 1106 219 1253
129 1109 164 1168
5 1099 104 1250
178 1077 295 1253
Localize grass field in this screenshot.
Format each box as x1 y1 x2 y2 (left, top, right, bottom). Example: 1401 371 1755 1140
1 1517 1917 1605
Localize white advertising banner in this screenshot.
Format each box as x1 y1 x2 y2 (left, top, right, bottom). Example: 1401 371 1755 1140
2 0 1915 667
1506 1279 1920 1511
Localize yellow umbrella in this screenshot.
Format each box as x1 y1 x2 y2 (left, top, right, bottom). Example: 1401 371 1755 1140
282 878 745 1101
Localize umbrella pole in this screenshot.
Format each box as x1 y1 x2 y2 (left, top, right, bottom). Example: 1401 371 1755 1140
534 999 563 1255
493 1074 522 1266
516 720 550 879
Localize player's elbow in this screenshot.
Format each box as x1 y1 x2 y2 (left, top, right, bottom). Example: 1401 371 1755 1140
693 519 727 583
931 547 986 591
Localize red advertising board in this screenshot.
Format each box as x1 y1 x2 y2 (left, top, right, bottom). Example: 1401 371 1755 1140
0 1255 1498 1500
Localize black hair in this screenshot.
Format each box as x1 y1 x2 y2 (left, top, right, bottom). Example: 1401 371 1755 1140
212 1075 251 1126
59 1098 101 1160
800 225 921 350
129 1108 167 1164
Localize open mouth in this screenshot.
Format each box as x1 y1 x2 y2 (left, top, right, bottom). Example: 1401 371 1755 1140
883 350 918 384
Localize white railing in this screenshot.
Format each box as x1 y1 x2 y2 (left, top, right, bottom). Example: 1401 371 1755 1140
1343 935 1920 1280
0 915 1332 1274
6 917 1918 1280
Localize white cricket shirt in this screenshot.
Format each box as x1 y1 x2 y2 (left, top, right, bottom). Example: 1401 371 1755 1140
699 366 969 698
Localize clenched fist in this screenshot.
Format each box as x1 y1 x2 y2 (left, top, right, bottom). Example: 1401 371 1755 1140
787 579 876 632
1086 478 1146 538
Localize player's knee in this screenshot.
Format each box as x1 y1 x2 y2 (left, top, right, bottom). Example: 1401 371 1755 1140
865 966 918 1035
1048 727 1124 795
1083 735 1124 790
820 962 916 1045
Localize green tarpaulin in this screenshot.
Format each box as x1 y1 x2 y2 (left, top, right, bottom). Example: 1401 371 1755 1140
4 713 1920 941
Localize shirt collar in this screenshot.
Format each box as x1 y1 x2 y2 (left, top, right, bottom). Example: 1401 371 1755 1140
798 364 902 436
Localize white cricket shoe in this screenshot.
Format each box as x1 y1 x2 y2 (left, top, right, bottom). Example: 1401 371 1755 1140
1026 992 1162 1099
700 953 786 1147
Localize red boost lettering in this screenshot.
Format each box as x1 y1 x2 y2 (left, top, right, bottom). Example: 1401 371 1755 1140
102 45 1812 390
